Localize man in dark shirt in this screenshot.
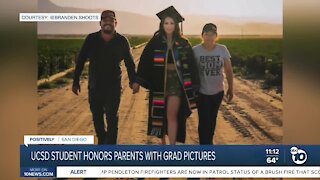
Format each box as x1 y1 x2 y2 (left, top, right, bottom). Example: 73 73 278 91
72 10 140 145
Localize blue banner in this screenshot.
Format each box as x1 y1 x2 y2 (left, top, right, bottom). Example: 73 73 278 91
20 145 320 167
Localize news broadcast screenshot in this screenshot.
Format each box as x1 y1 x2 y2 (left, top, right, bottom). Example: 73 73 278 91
1 0 320 179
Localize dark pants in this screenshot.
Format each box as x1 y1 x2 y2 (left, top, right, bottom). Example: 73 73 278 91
88 85 121 145
196 91 224 145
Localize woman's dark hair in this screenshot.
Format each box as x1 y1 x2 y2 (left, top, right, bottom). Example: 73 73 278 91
153 16 181 39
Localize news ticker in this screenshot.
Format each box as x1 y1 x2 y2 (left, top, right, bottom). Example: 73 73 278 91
21 144 320 178
21 166 320 178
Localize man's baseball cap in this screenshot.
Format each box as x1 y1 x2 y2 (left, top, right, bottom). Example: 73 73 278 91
101 10 116 20
202 23 217 34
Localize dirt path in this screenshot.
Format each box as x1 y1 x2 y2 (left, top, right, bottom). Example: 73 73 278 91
38 45 283 145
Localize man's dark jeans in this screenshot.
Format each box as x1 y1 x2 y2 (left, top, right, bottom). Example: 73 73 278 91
88 85 121 145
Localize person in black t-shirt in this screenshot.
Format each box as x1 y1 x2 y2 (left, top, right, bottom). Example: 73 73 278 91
72 10 140 145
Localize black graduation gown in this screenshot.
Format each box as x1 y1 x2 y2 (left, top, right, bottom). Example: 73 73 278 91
136 34 200 143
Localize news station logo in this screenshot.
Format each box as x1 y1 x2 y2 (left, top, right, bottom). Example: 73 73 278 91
290 146 308 165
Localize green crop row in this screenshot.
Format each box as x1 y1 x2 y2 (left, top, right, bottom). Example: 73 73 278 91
38 39 83 79
38 36 151 80
38 36 282 92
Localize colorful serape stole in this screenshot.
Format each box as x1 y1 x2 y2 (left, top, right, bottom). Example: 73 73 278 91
150 92 165 136
153 50 165 67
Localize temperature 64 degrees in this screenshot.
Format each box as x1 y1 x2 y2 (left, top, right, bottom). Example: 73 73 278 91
266 156 279 164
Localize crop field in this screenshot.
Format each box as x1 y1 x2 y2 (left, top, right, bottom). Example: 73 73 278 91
38 35 282 91
37 35 151 80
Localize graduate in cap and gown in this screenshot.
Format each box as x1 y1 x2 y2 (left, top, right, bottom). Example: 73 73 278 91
136 6 200 144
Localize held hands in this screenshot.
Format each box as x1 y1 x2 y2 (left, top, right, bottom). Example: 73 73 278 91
193 90 199 99
192 85 200 99
130 82 140 94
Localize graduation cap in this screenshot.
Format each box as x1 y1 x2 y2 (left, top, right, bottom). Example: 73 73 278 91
156 6 185 34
